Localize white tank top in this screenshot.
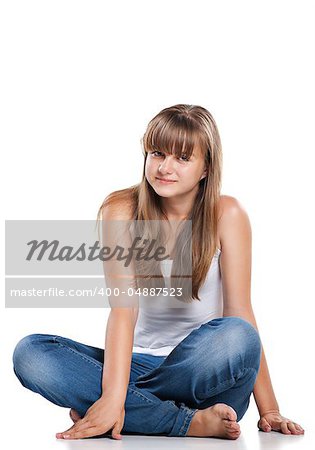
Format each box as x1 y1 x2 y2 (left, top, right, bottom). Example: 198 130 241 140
132 248 223 356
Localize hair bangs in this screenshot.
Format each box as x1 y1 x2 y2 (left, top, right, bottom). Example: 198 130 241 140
144 114 203 160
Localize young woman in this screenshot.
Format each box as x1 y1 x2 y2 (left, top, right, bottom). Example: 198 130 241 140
12 104 304 440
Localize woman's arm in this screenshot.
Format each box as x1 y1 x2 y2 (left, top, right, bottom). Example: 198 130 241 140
218 196 279 414
101 308 137 404
100 198 139 404
57 200 139 440
224 306 280 415
217 196 304 434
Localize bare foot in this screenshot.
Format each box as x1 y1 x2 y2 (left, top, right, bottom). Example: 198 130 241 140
69 408 82 423
187 403 241 439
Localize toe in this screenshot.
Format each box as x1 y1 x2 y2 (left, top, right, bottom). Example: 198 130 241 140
227 422 240 432
230 430 241 440
227 406 237 421
226 427 241 440
225 405 237 421
216 403 237 421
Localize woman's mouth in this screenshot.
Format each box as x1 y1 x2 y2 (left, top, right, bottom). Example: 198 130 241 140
155 177 177 184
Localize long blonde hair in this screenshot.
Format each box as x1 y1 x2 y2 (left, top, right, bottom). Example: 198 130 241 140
96 104 222 301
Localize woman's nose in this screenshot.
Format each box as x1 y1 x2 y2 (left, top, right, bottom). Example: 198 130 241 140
159 156 175 173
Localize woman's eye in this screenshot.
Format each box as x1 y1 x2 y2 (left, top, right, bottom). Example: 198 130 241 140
152 151 163 157
150 151 189 161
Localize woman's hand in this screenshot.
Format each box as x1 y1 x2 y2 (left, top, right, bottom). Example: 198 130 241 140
257 410 305 435
56 395 125 440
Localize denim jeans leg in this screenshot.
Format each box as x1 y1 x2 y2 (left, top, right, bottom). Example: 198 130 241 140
12 333 106 417
134 316 262 430
12 333 197 437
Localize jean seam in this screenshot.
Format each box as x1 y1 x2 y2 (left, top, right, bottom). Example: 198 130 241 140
54 339 102 372
128 385 156 405
178 407 197 436
204 366 257 397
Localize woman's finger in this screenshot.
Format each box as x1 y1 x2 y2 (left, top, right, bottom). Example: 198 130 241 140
66 420 95 435
62 426 99 440
56 418 90 438
287 422 303 434
258 417 271 432
56 422 77 437
111 422 123 439
294 423 305 433
280 421 291 434
58 424 96 440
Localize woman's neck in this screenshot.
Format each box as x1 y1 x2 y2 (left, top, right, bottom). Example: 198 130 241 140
160 185 198 220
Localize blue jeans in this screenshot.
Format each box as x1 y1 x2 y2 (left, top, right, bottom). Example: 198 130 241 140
12 316 261 437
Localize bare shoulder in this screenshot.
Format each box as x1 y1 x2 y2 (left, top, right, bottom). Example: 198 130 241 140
218 195 249 218
100 194 135 221
218 195 251 247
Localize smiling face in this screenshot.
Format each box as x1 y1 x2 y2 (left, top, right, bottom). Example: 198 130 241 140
144 145 208 199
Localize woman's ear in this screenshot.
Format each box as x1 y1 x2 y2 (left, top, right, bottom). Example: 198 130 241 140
199 167 208 181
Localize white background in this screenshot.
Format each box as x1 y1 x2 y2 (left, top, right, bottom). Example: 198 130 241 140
1 1 314 448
